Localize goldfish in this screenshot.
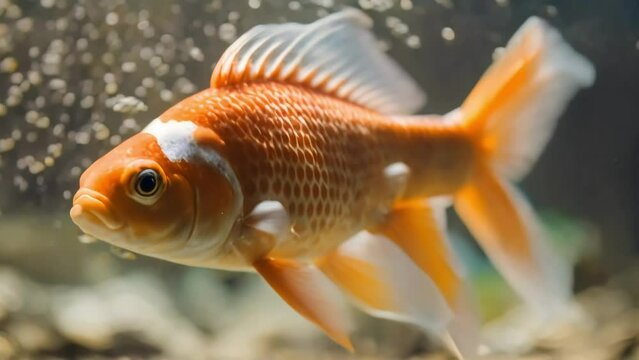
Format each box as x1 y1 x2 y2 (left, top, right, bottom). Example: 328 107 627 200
70 9 594 358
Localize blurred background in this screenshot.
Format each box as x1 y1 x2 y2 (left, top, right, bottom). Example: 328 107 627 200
0 0 638 358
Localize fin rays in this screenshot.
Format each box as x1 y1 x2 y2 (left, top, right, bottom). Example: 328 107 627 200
210 9 426 114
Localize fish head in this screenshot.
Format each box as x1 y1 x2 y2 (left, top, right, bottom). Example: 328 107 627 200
70 132 201 259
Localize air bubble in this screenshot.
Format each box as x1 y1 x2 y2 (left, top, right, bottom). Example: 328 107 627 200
0 138 15 153
40 0 55 8
35 116 50 129
0 57 18 73
70 166 82 177
219 23 237 43
26 132 38 143
49 78 67 91
28 161 45 174
248 0 261 9
122 61 137 73
78 234 97 244
110 95 148 114
74 132 91 145
80 96 95 109
441 27 455 41
288 1 302 10
189 47 204 62
400 0 413 10
406 35 421 49
92 123 110 141
105 12 119 26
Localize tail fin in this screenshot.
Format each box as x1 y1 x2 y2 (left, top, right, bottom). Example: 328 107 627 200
453 17 595 314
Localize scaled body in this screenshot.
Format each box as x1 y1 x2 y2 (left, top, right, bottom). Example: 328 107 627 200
158 82 473 262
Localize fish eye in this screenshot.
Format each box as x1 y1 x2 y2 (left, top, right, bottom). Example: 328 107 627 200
135 169 160 197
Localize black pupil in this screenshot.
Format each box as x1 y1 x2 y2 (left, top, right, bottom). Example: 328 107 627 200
137 170 157 195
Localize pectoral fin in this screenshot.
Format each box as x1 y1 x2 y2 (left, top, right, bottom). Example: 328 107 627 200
254 257 354 351
245 201 290 240
235 201 291 261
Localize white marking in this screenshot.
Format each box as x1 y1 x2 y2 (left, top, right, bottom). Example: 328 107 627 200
144 119 198 162
383 161 410 200
246 200 290 242
143 118 243 214
384 162 409 179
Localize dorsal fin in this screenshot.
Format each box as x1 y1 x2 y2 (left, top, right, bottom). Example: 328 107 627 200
210 9 426 114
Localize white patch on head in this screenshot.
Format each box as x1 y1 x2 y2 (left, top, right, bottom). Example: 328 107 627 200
144 119 198 162
143 118 243 211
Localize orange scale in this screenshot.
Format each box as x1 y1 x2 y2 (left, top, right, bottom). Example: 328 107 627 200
295 166 305 181
305 202 315 217
304 166 315 181
263 162 275 177
283 164 294 179
288 202 297 215
303 183 312 197
258 178 270 193
320 184 329 198
318 218 327 230
272 179 282 194
303 150 314 163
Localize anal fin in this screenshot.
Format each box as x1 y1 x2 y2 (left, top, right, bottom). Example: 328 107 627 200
372 199 460 303
371 199 479 359
254 257 354 351
317 231 453 336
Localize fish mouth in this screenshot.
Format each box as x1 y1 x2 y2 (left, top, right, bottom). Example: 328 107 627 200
70 188 125 232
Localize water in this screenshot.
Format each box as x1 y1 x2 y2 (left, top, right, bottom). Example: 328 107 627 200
0 0 638 358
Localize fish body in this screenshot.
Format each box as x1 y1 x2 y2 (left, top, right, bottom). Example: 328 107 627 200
149 82 472 265
70 9 594 358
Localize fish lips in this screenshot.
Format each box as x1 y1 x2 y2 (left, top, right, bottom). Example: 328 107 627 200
70 188 125 233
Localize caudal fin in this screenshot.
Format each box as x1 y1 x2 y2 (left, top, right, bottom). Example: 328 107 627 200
454 17 595 314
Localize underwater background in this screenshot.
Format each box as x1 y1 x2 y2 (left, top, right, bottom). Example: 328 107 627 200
0 0 638 358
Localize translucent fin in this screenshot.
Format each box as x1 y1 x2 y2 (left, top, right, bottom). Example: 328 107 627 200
460 16 595 180
254 257 354 351
317 231 452 336
210 9 426 114
454 163 572 314
374 199 460 303
372 199 479 359
450 17 593 317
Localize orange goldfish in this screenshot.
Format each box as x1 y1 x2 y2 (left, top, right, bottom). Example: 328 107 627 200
70 9 594 357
